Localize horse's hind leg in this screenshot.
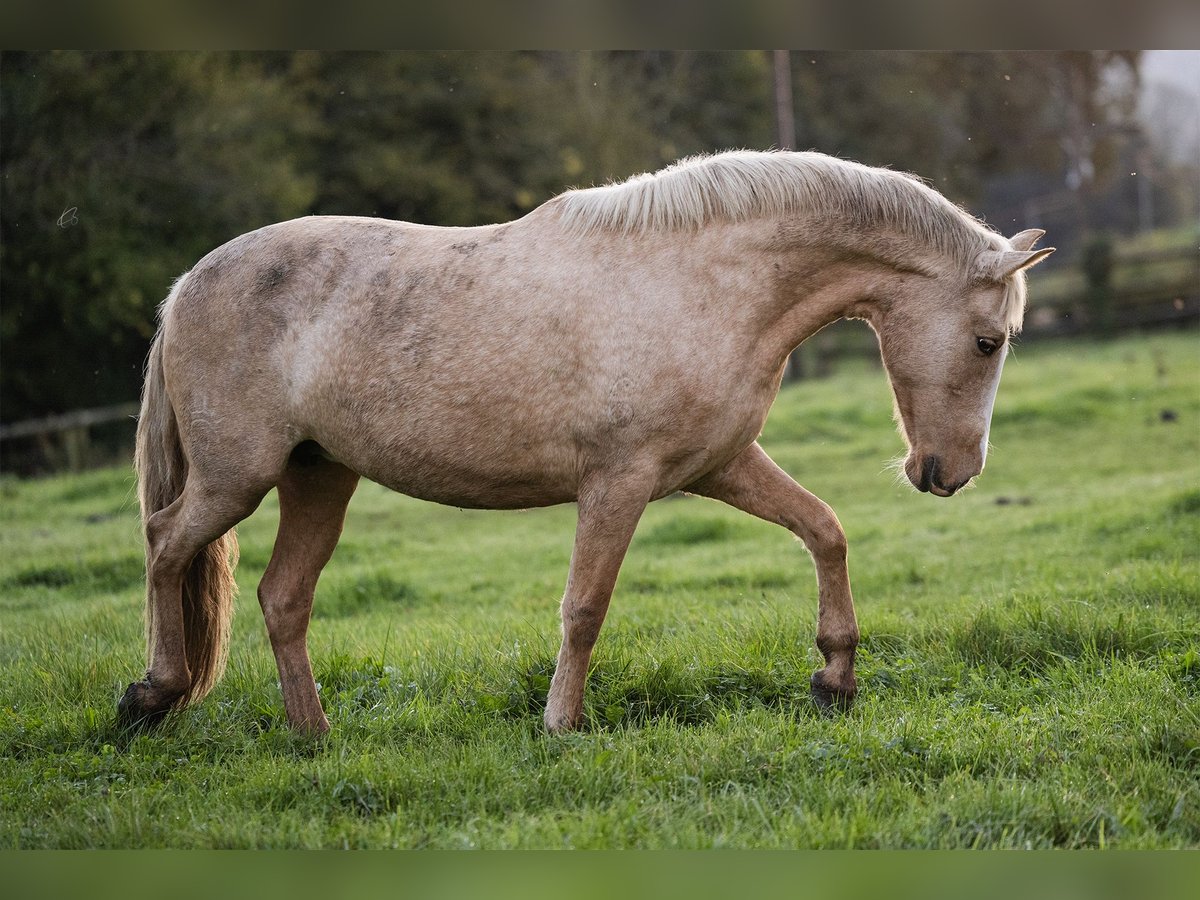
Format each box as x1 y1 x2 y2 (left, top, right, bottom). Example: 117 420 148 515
688 442 859 710
257 452 359 734
121 476 270 726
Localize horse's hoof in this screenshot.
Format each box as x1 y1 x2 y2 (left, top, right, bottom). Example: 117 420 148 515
810 669 857 714
543 709 581 735
288 715 331 737
116 680 173 731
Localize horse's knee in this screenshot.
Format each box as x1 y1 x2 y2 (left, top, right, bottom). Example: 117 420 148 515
792 502 846 564
813 524 847 564
562 599 606 650
144 507 180 561
145 503 214 583
257 578 312 645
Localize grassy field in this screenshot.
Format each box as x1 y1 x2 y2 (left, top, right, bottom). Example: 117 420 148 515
1 329 1197 849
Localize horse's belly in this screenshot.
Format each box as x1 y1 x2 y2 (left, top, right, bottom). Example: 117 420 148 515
371 467 577 510
323 435 580 510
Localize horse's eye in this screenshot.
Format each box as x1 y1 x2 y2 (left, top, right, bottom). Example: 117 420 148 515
976 336 1001 356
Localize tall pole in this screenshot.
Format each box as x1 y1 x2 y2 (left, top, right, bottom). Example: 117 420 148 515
774 50 796 150
1136 140 1154 233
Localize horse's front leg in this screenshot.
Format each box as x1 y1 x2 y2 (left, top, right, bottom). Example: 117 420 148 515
544 473 652 733
688 441 859 710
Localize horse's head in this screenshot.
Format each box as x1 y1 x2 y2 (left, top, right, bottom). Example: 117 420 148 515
877 228 1054 497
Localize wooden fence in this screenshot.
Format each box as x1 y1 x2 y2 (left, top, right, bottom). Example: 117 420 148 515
1025 244 1200 335
0 402 139 476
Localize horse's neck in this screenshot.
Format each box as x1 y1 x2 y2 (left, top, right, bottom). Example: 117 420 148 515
721 220 905 366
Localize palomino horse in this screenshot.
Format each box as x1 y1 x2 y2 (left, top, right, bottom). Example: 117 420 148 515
119 150 1053 734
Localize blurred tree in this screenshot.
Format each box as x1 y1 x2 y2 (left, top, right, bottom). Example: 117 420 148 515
1 52 315 419
278 51 772 224
1140 78 1200 228
1042 51 1141 230
788 52 1141 210
283 52 555 224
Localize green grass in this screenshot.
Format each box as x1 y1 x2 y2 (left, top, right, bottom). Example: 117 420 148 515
1 330 1198 848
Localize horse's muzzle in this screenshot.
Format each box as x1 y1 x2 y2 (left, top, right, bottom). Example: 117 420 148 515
915 455 969 497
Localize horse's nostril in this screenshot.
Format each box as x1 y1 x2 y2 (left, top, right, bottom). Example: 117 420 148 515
918 455 939 493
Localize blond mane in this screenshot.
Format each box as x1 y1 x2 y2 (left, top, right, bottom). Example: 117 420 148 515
554 149 1025 331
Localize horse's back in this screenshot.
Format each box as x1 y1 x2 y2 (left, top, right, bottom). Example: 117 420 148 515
159 215 609 505
169 215 476 330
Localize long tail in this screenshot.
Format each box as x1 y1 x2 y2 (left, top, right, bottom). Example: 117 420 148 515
134 282 238 706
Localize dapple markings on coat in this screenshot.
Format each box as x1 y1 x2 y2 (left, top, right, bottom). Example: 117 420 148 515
118 150 1053 734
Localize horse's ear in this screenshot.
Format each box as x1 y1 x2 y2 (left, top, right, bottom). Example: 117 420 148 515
977 247 1055 281
1008 229 1046 251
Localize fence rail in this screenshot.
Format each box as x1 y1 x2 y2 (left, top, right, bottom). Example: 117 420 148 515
1023 242 1198 335
1 402 140 475
0 402 139 441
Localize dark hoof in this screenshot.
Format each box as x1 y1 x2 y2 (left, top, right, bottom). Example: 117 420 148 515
116 680 174 731
810 669 857 714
